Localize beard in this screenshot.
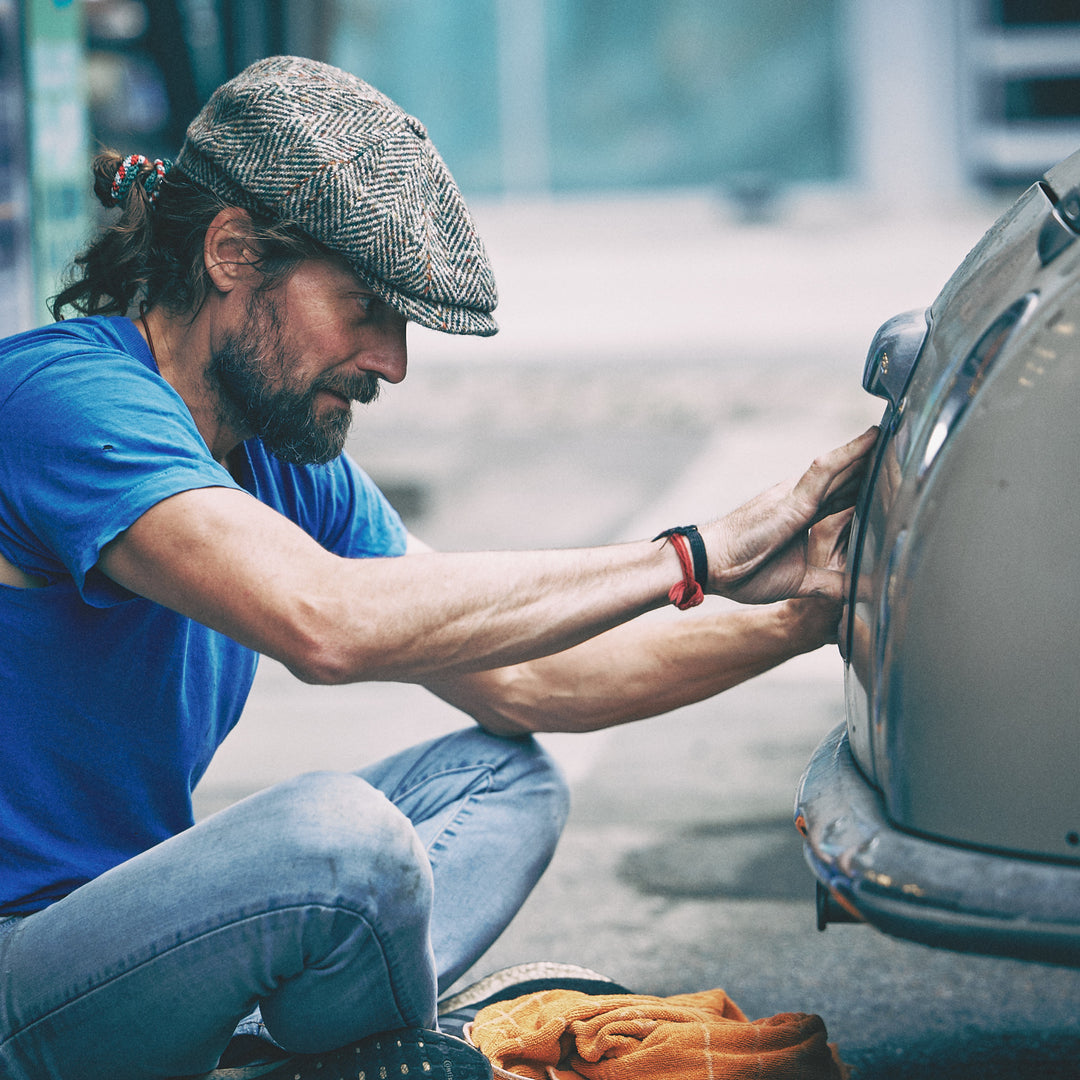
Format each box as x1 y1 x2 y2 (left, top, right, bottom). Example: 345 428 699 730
206 290 380 466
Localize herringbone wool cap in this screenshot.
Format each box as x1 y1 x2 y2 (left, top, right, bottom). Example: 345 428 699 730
176 55 498 336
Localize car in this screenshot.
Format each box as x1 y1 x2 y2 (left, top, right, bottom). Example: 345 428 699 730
794 147 1080 966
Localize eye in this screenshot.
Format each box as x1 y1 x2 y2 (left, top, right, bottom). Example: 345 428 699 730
351 293 380 322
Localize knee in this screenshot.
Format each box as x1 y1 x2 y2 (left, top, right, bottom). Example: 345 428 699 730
254 771 434 918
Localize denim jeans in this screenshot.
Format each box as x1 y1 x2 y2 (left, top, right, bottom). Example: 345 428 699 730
0 726 569 1080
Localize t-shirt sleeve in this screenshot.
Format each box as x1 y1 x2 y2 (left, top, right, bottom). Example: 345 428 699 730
243 444 407 560
323 453 408 558
0 349 243 606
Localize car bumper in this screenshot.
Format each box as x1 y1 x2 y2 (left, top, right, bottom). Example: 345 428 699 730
796 724 1080 966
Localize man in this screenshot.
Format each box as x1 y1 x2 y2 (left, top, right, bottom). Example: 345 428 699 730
0 56 875 1080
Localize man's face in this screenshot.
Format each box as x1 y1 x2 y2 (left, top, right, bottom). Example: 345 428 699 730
208 257 408 465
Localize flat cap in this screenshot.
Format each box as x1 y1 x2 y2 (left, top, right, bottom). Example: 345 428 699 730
176 55 497 336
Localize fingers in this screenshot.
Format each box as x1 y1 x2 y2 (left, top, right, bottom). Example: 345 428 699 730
834 424 881 465
797 426 879 522
819 428 879 498
701 427 877 604
802 501 861 601
808 505 856 571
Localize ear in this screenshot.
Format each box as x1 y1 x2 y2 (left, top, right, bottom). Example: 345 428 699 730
204 207 260 294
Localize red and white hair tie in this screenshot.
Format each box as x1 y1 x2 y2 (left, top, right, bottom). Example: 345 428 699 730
110 154 172 205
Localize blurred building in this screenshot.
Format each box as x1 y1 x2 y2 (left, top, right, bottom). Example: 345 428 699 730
853 0 1080 204
1 0 89 332
4 0 1080 330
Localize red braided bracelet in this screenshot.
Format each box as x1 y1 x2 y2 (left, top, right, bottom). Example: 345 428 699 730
653 526 706 610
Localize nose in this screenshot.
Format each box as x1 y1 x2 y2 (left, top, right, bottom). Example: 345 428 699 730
362 310 409 384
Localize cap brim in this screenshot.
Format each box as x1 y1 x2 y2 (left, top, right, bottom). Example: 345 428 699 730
371 281 499 337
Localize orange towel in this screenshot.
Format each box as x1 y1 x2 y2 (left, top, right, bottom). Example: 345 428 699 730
466 988 849 1080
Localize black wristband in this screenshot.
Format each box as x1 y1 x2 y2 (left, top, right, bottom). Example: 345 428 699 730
652 525 708 589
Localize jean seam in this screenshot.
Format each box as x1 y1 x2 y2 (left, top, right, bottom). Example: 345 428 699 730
0 901 392 1051
423 777 494 862
390 762 497 805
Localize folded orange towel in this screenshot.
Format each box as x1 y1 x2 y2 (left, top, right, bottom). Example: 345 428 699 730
466 988 849 1080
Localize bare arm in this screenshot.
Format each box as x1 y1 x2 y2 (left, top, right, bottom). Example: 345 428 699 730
96 428 877 687
98 489 680 683
419 504 855 735
422 599 833 734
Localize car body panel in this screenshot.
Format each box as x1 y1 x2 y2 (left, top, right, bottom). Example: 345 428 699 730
798 147 1080 962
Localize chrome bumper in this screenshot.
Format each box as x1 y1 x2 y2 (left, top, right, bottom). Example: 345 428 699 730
796 724 1080 966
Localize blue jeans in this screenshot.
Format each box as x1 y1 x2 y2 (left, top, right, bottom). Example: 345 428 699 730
0 726 569 1080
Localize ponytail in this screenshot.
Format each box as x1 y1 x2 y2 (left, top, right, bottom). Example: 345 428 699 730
50 150 323 321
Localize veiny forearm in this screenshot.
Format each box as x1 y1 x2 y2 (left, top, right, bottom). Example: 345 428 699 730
424 602 825 734
99 489 687 684
310 543 680 683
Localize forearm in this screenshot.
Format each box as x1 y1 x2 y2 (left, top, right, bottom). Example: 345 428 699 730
100 490 686 683
318 542 680 682
425 601 828 734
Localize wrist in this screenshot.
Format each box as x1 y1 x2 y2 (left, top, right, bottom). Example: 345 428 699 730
652 525 707 610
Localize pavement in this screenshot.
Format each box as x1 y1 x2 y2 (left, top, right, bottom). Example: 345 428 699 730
192 187 1080 1078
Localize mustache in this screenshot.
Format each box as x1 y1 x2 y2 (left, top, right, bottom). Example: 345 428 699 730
312 370 381 405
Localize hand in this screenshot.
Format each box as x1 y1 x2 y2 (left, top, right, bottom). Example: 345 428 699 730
773 505 857 648
703 427 877 606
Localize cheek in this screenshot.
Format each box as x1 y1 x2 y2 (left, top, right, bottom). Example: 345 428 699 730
281 318 350 373
304 308 356 350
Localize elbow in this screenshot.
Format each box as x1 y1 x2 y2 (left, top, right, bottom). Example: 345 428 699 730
274 620 362 686
427 666 573 736
277 621 417 686
421 666 526 734
284 646 356 686
267 591 398 685
474 710 539 737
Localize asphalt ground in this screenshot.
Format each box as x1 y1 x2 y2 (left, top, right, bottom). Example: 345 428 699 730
193 192 1080 1078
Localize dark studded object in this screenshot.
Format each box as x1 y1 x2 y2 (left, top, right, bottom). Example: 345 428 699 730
241 1028 492 1080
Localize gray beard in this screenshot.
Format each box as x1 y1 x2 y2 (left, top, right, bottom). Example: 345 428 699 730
206 292 380 466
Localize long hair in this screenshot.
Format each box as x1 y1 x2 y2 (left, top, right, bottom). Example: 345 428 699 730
50 151 322 321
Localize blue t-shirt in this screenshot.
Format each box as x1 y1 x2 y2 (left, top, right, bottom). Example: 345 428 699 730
0 316 406 915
